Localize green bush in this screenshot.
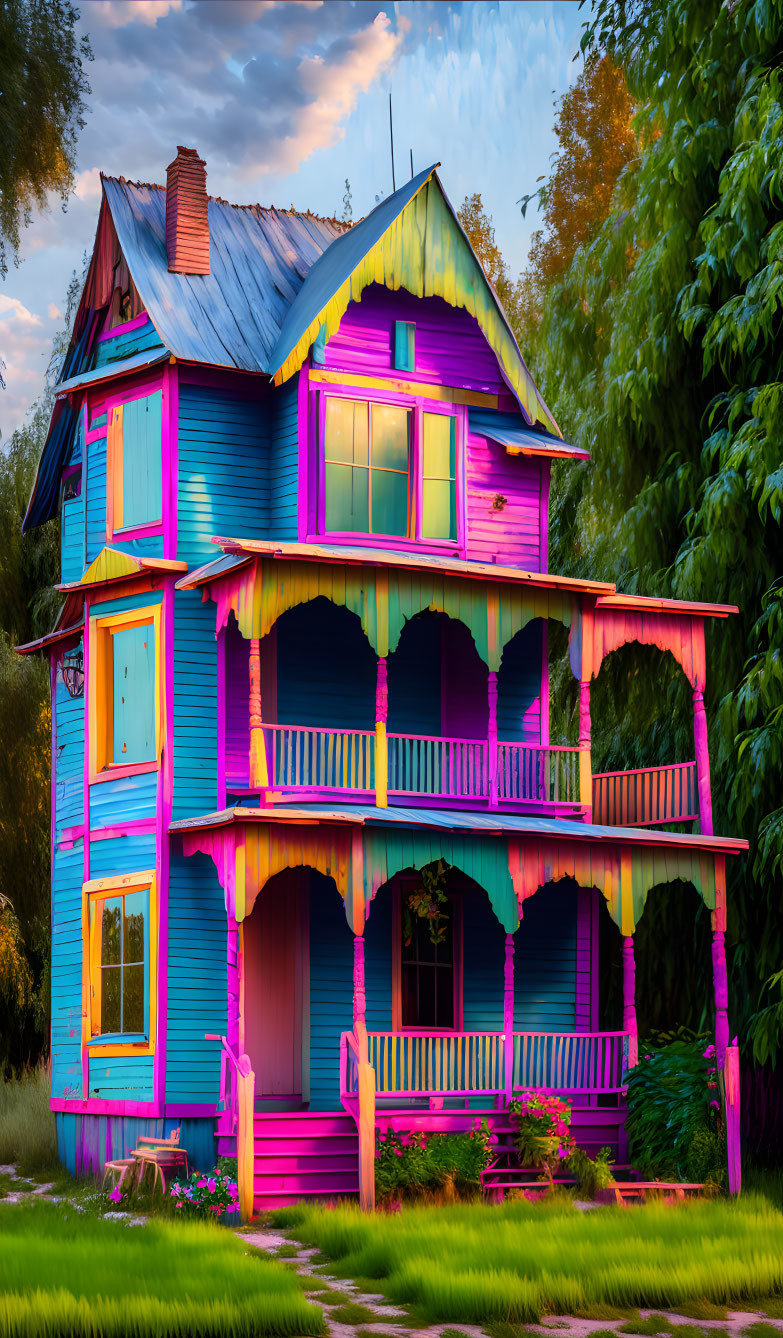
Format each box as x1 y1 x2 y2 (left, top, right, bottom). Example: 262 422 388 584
625 1038 725 1185
375 1121 494 1202
0 1066 58 1175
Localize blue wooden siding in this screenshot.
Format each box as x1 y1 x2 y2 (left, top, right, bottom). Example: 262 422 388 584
276 600 375 730
308 874 353 1110
86 417 163 561
514 883 577 1031
268 375 299 541
177 383 268 568
89 770 158 828
122 391 163 528
166 851 227 1106
462 891 505 1032
51 841 85 1101
388 615 488 738
364 885 392 1030
92 316 165 369
173 590 217 821
61 494 83 584
56 1113 215 1177
88 1052 154 1101
54 658 84 840
498 620 542 744
112 622 156 763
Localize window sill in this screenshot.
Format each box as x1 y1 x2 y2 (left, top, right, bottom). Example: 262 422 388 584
110 521 163 539
87 1035 154 1058
90 760 160 785
312 533 464 559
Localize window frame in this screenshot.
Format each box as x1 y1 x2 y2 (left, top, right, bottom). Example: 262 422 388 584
82 870 157 1057
105 379 165 541
392 881 463 1033
88 603 162 783
314 386 465 554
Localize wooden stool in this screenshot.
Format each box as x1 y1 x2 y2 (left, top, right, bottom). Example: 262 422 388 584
132 1147 188 1196
102 1158 137 1193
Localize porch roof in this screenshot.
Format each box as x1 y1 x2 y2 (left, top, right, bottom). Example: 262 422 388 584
171 802 745 939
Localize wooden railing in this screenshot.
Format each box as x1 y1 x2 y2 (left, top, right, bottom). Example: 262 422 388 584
368 1032 504 1096
512 1031 628 1094
387 734 488 801
592 761 698 827
265 723 375 792
497 743 580 804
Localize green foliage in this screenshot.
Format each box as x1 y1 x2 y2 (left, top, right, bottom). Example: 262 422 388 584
625 1037 725 1184
566 1145 616 1198
374 1121 494 1202
403 859 451 948
168 1167 240 1219
525 0 783 1055
0 1199 325 1336
748 969 783 1068
270 1196 783 1323
0 0 92 280
508 1090 575 1175
0 1066 58 1175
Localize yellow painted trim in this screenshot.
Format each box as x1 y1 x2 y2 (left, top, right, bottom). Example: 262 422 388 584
88 604 163 782
309 368 498 409
374 722 388 808
83 870 158 1057
82 547 141 587
106 404 124 535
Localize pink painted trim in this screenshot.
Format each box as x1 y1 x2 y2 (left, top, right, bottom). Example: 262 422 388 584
594 760 696 780
50 656 57 1067
154 577 176 1106
112 521 164 539
540 621 550 747
60 820 157 845
162 361 178 561
540 461 551 572
92 761 160 785
97 312 151 342
217 625 227 810
51 1098 163 1116
82 599 91 1099
297 362 309 543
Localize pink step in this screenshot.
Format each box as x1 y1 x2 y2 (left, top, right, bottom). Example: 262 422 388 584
255 1153 358 1175
253 1112 355 1138
251 1108 360 1214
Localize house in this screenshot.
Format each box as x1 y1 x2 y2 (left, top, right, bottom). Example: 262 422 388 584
19 148 746 1215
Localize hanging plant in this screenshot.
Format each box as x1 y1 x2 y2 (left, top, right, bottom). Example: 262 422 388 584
403 859 451 948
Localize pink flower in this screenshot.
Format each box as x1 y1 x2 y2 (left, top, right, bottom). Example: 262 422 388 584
207 1178 217 1193
710 1099 720 1110
227 1202 240 1212
702 1044 716 1060
196 1178 208 1189
170 1184 181 1197
108 1186 122 1204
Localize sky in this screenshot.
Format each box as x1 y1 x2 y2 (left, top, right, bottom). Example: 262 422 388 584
0 0 584 440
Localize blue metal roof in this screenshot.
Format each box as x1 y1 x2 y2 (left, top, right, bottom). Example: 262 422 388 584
175 552 251 590
468 410 589 460
102 177 347 373
57 347 169 395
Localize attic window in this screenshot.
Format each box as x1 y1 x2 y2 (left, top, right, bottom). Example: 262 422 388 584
394 322 415 372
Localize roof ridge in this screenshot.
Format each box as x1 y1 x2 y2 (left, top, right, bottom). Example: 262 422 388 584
100 172 352 229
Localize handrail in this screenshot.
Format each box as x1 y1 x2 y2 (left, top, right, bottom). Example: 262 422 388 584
512 1030 628 1094
205 1033 255 1222
387 733 488 800
592 760 698 827
341 1029 375 1212
264 723 375 792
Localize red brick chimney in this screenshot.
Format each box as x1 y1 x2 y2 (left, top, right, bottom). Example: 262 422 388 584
166 146 210 275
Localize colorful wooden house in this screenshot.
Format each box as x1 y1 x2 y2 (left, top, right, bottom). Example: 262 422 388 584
20 149 745 1214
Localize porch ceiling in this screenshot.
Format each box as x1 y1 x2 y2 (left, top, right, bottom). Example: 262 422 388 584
171 802 746 939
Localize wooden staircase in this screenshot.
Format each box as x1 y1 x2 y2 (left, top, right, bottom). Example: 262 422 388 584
251 1111 360 1212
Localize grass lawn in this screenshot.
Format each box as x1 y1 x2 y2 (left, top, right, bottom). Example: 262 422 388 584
0 1067 59 1177
0 1200 325 1337
272 1195 783 1326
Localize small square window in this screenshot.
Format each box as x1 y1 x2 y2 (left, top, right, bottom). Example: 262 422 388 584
83 872 157 1054
88 605 161 780
394 322 415 372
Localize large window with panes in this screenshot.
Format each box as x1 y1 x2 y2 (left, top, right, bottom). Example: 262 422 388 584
319 395 460 546
83 871 157 1055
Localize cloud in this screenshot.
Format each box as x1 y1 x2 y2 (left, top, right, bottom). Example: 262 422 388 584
48 304 63 321
85 0 183 29
0 297 58 439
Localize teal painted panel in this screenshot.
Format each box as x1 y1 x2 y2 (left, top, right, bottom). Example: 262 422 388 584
275 600 375 730
56 1113 215 1177
51 841 85 1101
462 890 505 1032
498 621 542 744
89 769 157 829
364 885 392 1031
177 383 268 568
173 590 217 820
86 427 107 563
308 875 353 1110
89 834 156 880
112 623 156 764
166 852 227 1105
269 375 299 541
61 493 83 583
88 1053 153 1101
93 317 165 370
55 657 84 838
122 391 162 528
514 883 578 1031
394 321 415 371
90 590 163 619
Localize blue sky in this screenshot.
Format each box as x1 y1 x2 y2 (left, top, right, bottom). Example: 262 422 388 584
0 0 583 438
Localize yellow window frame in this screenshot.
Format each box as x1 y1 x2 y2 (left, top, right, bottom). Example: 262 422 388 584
82 870 158 1057
88 604 163 783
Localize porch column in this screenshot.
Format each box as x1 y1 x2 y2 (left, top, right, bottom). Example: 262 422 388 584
488 670 499 808
353 933 376 1212
579 679 592 821
712 929 730 1068
249 637 269 788
375 656 388 808
693 687 714 835
503 932 515 1100
353 934 367 1040
622 935 638 1069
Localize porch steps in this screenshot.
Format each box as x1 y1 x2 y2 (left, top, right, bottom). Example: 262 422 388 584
252 1110 359 1212
376 1104 626 1162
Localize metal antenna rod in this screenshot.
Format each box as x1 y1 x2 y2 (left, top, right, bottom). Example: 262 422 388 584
389 92 396 193
410 148 414 180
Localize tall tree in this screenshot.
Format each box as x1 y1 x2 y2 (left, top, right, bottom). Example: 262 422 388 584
457 193 528 342
0 0 92 277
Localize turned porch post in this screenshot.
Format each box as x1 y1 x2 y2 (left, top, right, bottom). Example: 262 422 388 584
622 936 638 1069
579 679 592 821
353 933 376 1212
249 637 269 789
503 932 515 1100
375 656 388 808
693 686 714 835
488 671 499 808
353 934 367 1039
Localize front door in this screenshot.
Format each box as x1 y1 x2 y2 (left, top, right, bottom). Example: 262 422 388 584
243 877 306 1101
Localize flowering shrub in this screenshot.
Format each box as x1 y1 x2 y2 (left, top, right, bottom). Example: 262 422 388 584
170 1167 240 1218
508 1090 576 1180
375 1120 495 1203
625 1035 726 1186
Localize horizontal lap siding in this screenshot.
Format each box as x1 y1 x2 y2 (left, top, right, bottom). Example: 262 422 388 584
173 591 217 820
166 852 227 1105
56 1113 215 1178
61 494 83 584
498 621 542 744
93 317 166 369
269 376 299 541
276 602 375 730
88 1053 153 1101
226 620 249 784
88 833 156 879
514 883 578 1031
467 435 543 570
85 421 163 562
308 879 353 1110
177 383 268 568
89 770 158 828
462 892 505 1033
324 288 506 395
51 842 85 1100
55 660 84 839
365 888 392 1030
